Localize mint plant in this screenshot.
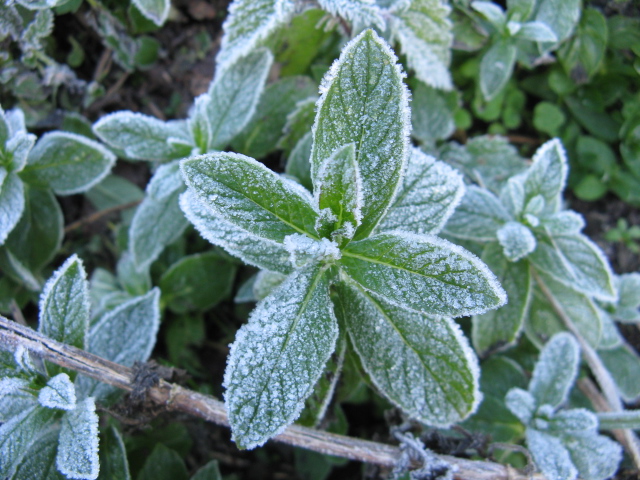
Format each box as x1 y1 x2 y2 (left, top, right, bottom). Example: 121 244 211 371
180 28 506 449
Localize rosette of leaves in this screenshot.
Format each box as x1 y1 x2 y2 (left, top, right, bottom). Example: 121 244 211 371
444 138 617 356
505 332 622 480
180 29 507 449
0 254 161 479
0 105 116 292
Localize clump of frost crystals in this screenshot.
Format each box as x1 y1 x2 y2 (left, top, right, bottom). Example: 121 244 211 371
180 29 506 450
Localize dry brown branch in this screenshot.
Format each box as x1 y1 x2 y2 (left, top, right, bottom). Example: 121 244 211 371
0 316 545 480
64 200 142 234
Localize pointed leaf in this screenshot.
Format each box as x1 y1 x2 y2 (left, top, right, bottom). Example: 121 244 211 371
519 139 568 213
98 426 130 480
563 431 622 480
548 409 597 435
479 40 516 100
38 254 90 349
12 428 66 480
599 343 640 402
541 211 585 236
21 132 116 195
516 21 558 42
471 1 506 29
0 170 24 245
411 82 455 144
311 29 410 240
317 0 385 29
444 186 510 241
57 398 100 480
505 387 536 424
340 231 507 317
497 221 536 261
191 460 222 480
336 278 480 425
526 428 578 480
379 148 464 235
5 131 36 173
611 273 640 323
285 131 313 191
181 152 318 241
38 373 76 410
137 443 188 480
534 0 581 44
131 0 170 26
224 263 338 449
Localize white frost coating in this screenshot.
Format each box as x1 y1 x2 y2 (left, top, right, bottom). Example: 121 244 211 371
505 388 536 424
497 221 536 261
550 408 598 434
224 263 338 449
38 254 90 349
526 428 578 480
444 185 510 241
57 398 100 480
0 171 24 245
613 273 640 323
284 234 341 268
317 0 386 30
6 131 36 172
14 345 36 372
253 270 287 300
131 0 170 26
38 373 76 410
0 377 29 398
541 210 585 236
562 430 623 480
529 332 580 408
521 138 568 213
180 191 292 274
379 148 465 235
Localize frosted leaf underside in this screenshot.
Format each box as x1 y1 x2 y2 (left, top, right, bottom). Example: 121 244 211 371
224 263 338 449
341 232 506 317
335 280 479 425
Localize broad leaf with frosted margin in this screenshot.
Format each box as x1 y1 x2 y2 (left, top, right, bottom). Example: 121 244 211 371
217 0 295 69
518 139 568 213
5 131 36 173
529 232 617 302
378 148 464 235
0 170 24 245
516 21 558 42
534 0 581 44
317 0 385 30
388 0 453 90
131 0 170 26
340 231 506 317
479 39 517 100
38 254 89 350
610 273 640 323
547 409 597 435
526 428 578 480
93 113 192 162
130 161 188 270
599 343 640 402
180 191 292 274
335 278 480 425
471 1 506 29
541 210 585 236
505 387 536 424
182 152 318 241
12 428 65 480
77 289 160 401
311 29 410 240
473 243 531 356
224 263 338 449
98 426 130 480
57 398 99 480
562 431 622 480
0 404 57 478
497 221 536 261
20 132 116 195
444 186 510 241
529 332 579 408
38 373 76 411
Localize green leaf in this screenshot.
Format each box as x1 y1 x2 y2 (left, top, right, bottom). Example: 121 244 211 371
472 243 531 356
526 428 577 480
379 148 464 235
317 0 384 29
388 0 453 90
93 112 193 161
38 373 76 410
278 97 316 156
410 82 455 144
548 409 597 435
4 131 36 173
340 231 507 317
599 343 640 402
335 278 480 426
479 40 516 101
179 191 292 274
191 460 222 480
311 29 410 240
598 411 640 431
224 263 338 449
0 170 24 245
38 254 89 350
534 0 581 44
471 1 506 29
562 431 622 480
505 388 536 424
98 426 131 480
137 444 188 480
515 21 557 42
21 132 116 195
507 0 535 21
497 221 536 261
611 273 640 323
181 152 318 241
533 102 566 137
131 0 170 26
558 8 608 82
160 251 237 313
116 253 151 296
444 186 510 241
130 161 188 270
12 428 65 480
285 131 313 191
540 211 585 237
57 398 100 480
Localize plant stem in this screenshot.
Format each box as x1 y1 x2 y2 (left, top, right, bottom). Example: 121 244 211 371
64 200 142 234
0 316 544 480
533 269 640 468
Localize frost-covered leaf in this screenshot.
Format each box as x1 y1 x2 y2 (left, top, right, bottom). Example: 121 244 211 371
529 232 617 302
443 186 510 241
547 409 597 435
599 343 640 402
253 270 287 301
97 426 130 480
93 113 193 162
12 428 66 480
317 0 385 30
0 404 57 478
526 428 577 480
335 278 480 425
5 131 36 173
471 1 506 29
38 254 89 350
284 234 341 269
388 0 453 90
411 82 455 144
217 0 295 69
285 131 313 191
562 431 622 480
534 0 581 44
224 263 338 449
0 170 24 245
541 211 585 236
130 161 188 270
191 460 222 480
611 273 640 323
38 373 76 411
596 309 622 350
518 139 568 213
21 9 53 50
279 97 316 156
311 29 410 240
505 387 536 424
131 0 170 26
472 243 531 356
479 40 517 101
180 191 292 274
497 221 536 261
77 289 160 400
315 143 362 238
529 332 580 408
116 252 151 297
379 148 464 235
0 377 29 400
137 443 188 480
516 21 558 42
57 398 100 480
205 48 273 151
507 0 535 21
182 152 318 241
20 132 116 195
340 231 507 317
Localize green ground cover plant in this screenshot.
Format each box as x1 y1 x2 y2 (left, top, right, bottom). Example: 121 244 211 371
1 1 640 479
